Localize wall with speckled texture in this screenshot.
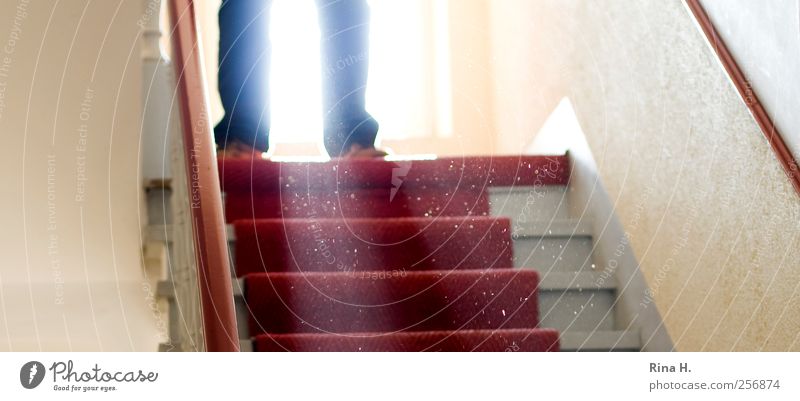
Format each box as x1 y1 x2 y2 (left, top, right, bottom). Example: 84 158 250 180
489 0 800 351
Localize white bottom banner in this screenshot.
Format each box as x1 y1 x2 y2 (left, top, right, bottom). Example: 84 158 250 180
1 353 796 400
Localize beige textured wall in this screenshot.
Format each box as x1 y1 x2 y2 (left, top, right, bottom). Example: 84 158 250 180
0 0 162 350
489 0 800 350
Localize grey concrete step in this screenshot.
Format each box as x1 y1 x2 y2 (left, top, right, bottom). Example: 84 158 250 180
236 331 640 352
538 271 613 291
488 186 570 221
539 288 615 332
537 271 617 332
233 279 249 340
488 187 633 349
512 220 595 272
559 330 641 352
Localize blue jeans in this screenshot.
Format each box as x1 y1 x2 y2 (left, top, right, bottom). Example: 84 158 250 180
215 0 379 156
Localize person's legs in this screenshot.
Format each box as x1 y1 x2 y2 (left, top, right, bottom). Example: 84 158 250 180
315 0 381 157
215 0 272 153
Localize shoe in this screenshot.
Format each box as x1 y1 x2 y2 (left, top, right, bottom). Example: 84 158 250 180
324 117 381 157
341 143 388 159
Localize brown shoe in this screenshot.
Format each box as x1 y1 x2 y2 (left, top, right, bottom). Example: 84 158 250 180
341 143 389 159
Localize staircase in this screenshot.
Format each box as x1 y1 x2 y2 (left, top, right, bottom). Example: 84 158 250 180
211 155 642 351
150 0 672 353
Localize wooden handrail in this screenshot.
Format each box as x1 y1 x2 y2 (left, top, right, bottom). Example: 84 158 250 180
685 0 800 196
167 0 240 352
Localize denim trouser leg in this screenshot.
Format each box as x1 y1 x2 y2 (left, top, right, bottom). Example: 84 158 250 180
215 0 271 152
316 0 379 156
215 0 377 156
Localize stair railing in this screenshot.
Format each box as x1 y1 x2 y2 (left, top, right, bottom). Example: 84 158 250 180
685 0 800 196
162 0 239 352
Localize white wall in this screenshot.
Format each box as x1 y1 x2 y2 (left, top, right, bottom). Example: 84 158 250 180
0 0 162 350
700 0 800 162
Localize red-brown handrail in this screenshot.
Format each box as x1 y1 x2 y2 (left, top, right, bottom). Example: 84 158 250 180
168 0 240 351
686 0 800 196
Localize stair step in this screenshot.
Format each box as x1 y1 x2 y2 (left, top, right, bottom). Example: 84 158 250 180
251 328 560 352
534 267 616 334
220 156 569 222
239 340 254 352
512 220 595 272
538 271 614 291
243 270 542 336
512 219 593 237
230 270 610 293
559 330 641 352
241 329 641 352
232 216 513 276
227 220 598 274
489 185 570 221
539 288 616 331
233 280 249 340
233 272 612 341
225 187 496 221
221 156 569 193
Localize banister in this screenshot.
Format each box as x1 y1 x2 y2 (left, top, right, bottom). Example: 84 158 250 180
685 0 800 196
167 0 240 351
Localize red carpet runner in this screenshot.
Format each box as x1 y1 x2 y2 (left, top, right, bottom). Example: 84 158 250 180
220 156 567 351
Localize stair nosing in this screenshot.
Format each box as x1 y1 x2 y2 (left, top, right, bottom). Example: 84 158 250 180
511 219 592 237
559 330 641 351
233 271 613 297
225 219 591 244
538 271 615 291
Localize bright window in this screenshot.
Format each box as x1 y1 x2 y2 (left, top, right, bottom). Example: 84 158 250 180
268 0 322 143
268 0 452 145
